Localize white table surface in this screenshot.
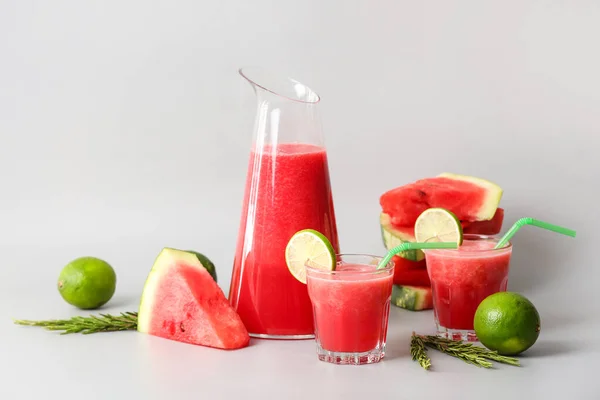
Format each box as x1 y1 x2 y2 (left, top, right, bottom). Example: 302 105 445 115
2 240 598 400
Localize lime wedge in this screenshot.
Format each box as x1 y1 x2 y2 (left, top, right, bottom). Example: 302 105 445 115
414 208 463 245
285 229 336 284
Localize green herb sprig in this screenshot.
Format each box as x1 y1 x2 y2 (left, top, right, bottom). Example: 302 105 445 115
13 312 138 335
410 332 431 370
410 332 520 370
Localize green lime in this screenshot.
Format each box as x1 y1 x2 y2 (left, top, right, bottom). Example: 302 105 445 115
186 250 217 282
474 292 541 356
285 229 336 284
57 257 117 310
414 208 463 245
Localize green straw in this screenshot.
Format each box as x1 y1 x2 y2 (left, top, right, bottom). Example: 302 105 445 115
377 242 458 270
495 217 576 249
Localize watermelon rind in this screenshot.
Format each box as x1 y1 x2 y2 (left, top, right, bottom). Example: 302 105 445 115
186 250 218 282
380 213 424 261
437 172 503 221
137 248 203 333
391 284 432 311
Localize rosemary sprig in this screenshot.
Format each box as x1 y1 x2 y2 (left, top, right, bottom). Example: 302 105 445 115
410 332 521 370
422 335 494 368
410 331 431 370
423 335 521 367
13 312 138 335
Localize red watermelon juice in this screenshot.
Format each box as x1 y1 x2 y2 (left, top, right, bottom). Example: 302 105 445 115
424 234 512 342
306 255 394 365
229 143 339 338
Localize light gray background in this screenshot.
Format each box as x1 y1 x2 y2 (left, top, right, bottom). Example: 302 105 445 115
1 1 598 399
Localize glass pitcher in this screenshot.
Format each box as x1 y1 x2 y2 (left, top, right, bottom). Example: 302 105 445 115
228 67 340 339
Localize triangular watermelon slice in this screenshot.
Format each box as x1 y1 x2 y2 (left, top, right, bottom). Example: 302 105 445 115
137 248 250 350
380 173 503 227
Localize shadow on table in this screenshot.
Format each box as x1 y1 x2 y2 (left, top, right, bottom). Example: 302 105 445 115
100 295 140 310
520 340 580 358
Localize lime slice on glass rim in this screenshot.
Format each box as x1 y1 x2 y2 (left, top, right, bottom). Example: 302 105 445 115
414 208 463 245
285 229 336 284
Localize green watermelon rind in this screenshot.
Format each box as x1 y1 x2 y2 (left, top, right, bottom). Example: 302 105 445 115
379 213 424 261
437 172 503 221
391 284 432 311
186 250 218 283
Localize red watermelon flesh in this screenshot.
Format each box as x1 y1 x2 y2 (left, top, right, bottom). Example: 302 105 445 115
393 255 427 271
463 208 504 235
380 173 503 227
387 223 415 240
138 248 250 350
392 256 430 286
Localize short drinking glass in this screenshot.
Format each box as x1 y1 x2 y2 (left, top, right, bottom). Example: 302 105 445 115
306 254 394 365
424 234 513 342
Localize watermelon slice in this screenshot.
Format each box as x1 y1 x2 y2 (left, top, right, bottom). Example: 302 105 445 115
380 212 423 261
137 248 250 350
392 255 427 272
380 173 503 227
463 208 504 235
392 256 430 286
391 285 433 311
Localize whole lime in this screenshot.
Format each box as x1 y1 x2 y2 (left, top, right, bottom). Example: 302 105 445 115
474 291 541 356
186 250 217 282
57 257 117 310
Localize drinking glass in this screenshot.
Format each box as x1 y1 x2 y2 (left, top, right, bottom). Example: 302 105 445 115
306 254 394 365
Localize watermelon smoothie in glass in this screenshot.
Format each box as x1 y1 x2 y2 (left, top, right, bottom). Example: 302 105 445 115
229 67 340 339
306 254 394 365
424 234 513 342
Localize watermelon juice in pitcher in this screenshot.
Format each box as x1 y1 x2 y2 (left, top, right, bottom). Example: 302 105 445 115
228 68 339 338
